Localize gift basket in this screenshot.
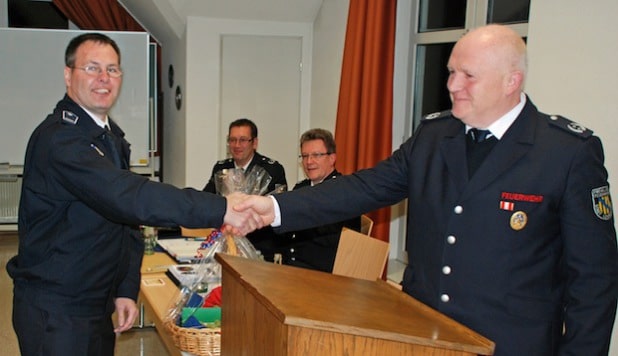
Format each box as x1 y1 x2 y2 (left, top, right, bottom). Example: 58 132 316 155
164 167 284 356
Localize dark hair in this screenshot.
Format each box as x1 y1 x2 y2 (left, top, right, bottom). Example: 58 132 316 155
229 118 258 138
300 128 336 154
65 33 121 67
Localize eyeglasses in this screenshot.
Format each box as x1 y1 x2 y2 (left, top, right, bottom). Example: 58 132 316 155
227 137 254 145
72 65 123 78
298 152 331 161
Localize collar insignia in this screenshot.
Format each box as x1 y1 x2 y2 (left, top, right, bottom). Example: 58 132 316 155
62 110 79 124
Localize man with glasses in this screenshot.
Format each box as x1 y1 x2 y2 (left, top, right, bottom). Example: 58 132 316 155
203 118 287 261
6 33 261 356
203 118 287 195
273 128 361 272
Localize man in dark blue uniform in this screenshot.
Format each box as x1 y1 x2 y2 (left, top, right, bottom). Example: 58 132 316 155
6 33 262 356
203 118 287 260
238 25 618 355
202 118 287 195
273 128 360 272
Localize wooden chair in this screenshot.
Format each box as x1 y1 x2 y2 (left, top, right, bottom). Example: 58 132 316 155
180 227 215 238
332 227 389 281
360 214 374 236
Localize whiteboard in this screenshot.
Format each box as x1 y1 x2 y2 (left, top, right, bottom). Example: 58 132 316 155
0 28 151 167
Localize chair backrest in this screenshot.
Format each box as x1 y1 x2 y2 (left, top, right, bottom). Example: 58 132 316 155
332 227 389 281
180 227 215 238
360 214 374 236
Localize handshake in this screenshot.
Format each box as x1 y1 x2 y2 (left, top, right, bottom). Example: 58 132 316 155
222 192 277 236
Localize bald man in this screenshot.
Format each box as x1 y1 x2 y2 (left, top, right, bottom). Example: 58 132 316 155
238 25 617 355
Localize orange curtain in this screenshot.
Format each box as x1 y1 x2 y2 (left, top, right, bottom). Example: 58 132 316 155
335 0 397 244
52 0 145 31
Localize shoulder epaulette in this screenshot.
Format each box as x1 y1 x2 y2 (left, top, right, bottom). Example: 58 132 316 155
421 110 451 122
216 158 232 165
547 115 593 138
62 110 79 125
259 156 277 165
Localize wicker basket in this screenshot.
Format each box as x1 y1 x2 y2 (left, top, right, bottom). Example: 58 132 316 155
165 321 221 356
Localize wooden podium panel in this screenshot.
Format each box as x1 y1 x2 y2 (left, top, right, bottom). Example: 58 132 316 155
216 254 494 356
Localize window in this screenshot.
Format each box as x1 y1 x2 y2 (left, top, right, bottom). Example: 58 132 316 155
487 0 531 24
410 0 530 130
8 0 68 29
388 0 530 267
418 0 467 32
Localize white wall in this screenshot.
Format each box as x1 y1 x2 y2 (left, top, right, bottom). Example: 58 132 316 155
161 17 313 189
0 0 6 27
163 1 350 190
310 0 349 134
526 1 618 354
161 27 188 187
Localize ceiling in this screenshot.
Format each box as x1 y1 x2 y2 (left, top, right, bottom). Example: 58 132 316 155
118 0 324 44
168 0 324 22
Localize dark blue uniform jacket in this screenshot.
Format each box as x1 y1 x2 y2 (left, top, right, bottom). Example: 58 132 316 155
202 152 287 194
272 98 618 356
274 170 361 272
7 95 228 317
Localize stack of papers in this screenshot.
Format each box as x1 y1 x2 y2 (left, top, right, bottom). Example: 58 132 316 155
157 238 203 263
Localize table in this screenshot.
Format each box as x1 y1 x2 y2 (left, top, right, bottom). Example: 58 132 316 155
140 252 183 356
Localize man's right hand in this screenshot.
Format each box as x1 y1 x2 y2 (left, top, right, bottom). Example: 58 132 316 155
223 192 264 235
233 195 276 227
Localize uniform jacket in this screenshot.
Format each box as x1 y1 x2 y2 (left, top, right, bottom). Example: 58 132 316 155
7 95 229 317
273 98 618 355
202 152 287 194
274 170 361 272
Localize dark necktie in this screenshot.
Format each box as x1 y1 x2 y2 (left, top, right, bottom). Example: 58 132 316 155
466 128 497 178
469 128 491 143
103 127 123 168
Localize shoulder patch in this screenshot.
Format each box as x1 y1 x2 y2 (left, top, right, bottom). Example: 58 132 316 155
260 156 277 165
591 185 613 220
547 115 593 138
62 110 79 125
217 158 232 165
422 110 451 122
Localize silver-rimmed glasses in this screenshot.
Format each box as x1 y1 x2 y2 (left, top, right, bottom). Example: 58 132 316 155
298 152 331 161
72 65 123 78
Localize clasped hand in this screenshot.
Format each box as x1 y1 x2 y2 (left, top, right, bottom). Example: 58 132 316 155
223 192 276 235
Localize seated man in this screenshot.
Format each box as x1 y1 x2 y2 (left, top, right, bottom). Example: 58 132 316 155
203 118 287 194
203 118 287 258
274 129 361 272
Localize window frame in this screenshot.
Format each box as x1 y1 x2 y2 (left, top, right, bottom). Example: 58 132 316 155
389 0 529 266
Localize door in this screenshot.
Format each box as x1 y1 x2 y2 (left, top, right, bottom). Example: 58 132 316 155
220 35 302 186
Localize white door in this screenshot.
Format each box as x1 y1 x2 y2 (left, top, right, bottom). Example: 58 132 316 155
220 35 302 187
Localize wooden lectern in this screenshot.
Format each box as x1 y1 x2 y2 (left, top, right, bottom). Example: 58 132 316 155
215 254 494 355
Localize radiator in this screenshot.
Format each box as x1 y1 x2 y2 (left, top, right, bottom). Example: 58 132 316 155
0 175 21 224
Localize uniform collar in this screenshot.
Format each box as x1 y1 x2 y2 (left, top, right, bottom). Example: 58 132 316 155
310 169 339 186
235 153 256 170
57 94 125 139
81 107 109 130
466 92 527 140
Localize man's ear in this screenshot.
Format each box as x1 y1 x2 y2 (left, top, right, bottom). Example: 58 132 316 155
505 70 524 95
64 67 71 87
329 152 337 165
